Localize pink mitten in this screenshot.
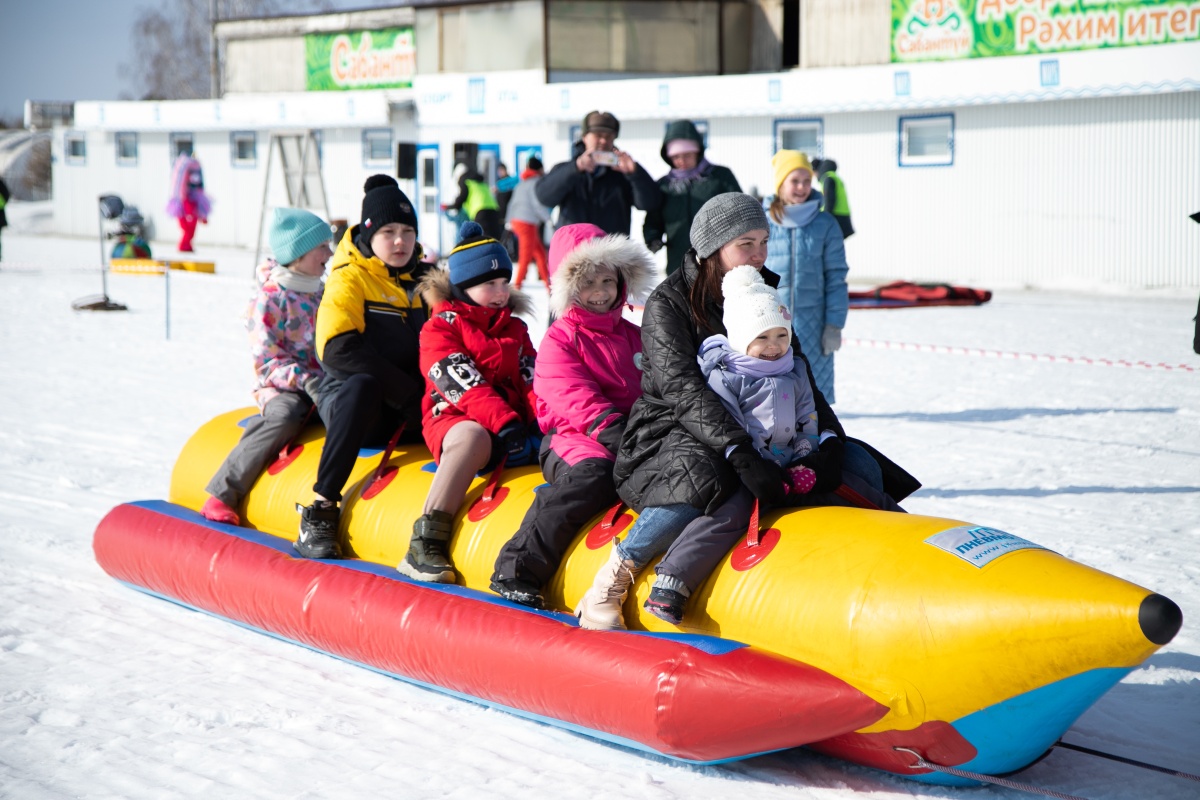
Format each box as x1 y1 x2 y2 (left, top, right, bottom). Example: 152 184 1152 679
785 465 816 495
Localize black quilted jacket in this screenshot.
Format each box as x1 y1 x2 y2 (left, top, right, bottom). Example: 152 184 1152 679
614 253 847 514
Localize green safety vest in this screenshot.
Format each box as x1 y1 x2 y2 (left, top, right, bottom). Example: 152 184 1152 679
464 178 499 220
821 171 851 216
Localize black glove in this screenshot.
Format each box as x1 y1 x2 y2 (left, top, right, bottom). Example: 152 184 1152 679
799 436 845 493
728 444 787 505
596 417 626 456
498 422 536 466
646 238 664 254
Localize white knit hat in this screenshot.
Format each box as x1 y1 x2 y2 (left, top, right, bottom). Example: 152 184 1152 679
722 266 793 354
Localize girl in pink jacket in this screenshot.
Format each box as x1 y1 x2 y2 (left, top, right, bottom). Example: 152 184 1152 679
490 223 654 608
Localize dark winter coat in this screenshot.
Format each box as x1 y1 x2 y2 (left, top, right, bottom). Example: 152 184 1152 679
643 120 742 275
613 253 844 515
535 141 661 236
0 176 9 229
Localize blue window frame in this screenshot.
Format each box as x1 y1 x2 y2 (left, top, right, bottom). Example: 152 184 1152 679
772 118 823 158
170 133 194 160
231 131 257 167
898 113 954 168
514 145 542 174
65 131 86 165
115 132 138 166
362 128 393 168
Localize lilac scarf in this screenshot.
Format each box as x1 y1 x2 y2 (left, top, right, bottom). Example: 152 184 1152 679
665 158 714 193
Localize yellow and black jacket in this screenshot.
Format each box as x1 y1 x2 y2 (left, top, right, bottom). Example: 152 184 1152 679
315 227 432 412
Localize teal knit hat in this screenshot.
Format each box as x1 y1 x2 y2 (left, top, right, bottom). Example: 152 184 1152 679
269 208 331 266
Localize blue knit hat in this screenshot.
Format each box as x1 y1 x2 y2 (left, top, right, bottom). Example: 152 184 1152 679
447 221 512 290
269 208 331 266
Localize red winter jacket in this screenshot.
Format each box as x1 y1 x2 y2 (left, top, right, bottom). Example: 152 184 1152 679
417 269 538 461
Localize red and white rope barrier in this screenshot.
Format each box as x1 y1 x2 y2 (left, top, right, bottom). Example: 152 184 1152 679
846 338 1198 373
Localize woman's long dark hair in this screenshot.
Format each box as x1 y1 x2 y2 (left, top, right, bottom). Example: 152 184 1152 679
687 251 726 333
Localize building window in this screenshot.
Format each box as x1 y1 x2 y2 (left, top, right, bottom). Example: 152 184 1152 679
773 119 822 159
170 133 194 160
231 131 257 167
363 128 393 167
115 132 138 166
899 114 954 167
65 132 87 165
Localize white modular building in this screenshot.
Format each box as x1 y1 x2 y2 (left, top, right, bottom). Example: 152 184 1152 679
49 1 1200 288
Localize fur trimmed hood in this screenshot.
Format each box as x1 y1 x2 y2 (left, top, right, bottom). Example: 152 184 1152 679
416 266 534 319
548 234 656 317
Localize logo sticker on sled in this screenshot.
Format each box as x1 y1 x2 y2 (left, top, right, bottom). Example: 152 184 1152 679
925 526 1046 568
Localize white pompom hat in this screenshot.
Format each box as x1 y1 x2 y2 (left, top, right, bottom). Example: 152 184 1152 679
721 265 793 354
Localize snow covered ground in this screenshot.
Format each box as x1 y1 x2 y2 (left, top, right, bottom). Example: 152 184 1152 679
1 205 1198 799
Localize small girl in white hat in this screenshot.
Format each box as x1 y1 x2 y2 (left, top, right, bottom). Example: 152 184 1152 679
697 265 907 513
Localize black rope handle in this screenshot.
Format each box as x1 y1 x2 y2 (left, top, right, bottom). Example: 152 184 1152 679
1055 740 1200 783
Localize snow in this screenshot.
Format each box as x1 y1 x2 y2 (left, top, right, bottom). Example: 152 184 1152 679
2 204 1198 799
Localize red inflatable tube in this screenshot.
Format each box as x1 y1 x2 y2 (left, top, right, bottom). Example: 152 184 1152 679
94 501 887 763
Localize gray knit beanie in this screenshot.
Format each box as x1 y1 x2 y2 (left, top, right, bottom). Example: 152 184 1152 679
689 193 769 259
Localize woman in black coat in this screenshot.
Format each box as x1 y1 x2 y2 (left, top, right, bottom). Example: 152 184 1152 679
575 193 918 631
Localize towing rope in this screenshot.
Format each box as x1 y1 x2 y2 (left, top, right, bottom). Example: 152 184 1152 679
893 748 1088 800
846 338 1198 373
1054 740 1200 782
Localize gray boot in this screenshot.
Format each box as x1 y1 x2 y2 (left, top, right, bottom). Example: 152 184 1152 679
398 510 456 583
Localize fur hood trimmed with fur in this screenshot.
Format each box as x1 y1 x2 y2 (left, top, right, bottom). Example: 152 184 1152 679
417 266 535 319
548 234 655 318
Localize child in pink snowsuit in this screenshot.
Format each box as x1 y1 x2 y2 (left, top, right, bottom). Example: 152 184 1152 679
166 154 211 252
489 223 654 608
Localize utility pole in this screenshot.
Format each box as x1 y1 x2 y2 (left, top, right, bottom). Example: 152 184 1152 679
210 0 220 99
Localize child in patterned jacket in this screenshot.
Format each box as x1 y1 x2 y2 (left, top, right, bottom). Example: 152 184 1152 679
200 208 331 525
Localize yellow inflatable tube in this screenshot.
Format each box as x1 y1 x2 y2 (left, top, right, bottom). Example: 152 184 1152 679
168 408 1181 783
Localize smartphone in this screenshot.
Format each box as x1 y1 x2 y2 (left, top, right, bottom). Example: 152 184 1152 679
591 151 619 167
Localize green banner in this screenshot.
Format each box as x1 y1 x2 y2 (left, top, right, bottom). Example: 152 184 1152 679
892 0 1200 62
306 28 415 91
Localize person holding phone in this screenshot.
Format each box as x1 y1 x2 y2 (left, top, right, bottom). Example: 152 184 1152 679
536 110 661 238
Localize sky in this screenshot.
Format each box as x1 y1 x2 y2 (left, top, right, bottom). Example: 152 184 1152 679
0 0 391 124
0 0 144 122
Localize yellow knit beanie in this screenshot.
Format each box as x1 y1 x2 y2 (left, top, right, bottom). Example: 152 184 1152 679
771 150 813 195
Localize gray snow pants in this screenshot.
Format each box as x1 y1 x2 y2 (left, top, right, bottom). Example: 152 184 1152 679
205 392 312 506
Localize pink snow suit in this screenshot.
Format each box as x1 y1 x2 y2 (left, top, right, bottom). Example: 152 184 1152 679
247 260 324 411
535 224 655 466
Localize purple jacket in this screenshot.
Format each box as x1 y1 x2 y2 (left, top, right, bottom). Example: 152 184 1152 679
697 335 819 466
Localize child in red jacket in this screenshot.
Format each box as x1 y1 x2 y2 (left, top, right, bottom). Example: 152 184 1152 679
400 221 541 583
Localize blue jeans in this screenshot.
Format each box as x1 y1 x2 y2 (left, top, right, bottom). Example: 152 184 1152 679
842 440 884 493
614 503 702 569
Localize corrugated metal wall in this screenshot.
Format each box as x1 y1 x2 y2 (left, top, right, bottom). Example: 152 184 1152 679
664 92 1199 289
800 0 891 68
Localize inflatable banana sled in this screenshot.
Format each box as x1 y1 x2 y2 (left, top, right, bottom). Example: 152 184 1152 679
93 409 1183 785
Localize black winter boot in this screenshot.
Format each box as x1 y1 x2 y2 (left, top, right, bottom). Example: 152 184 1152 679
644 585 687 625
489 576 545 609
398 510 456 583
294 500 341 559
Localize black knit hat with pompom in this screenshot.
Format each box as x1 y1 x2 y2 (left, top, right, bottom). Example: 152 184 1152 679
359 174 418 239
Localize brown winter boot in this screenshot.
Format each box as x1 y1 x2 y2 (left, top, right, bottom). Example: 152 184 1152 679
575 547 639 631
